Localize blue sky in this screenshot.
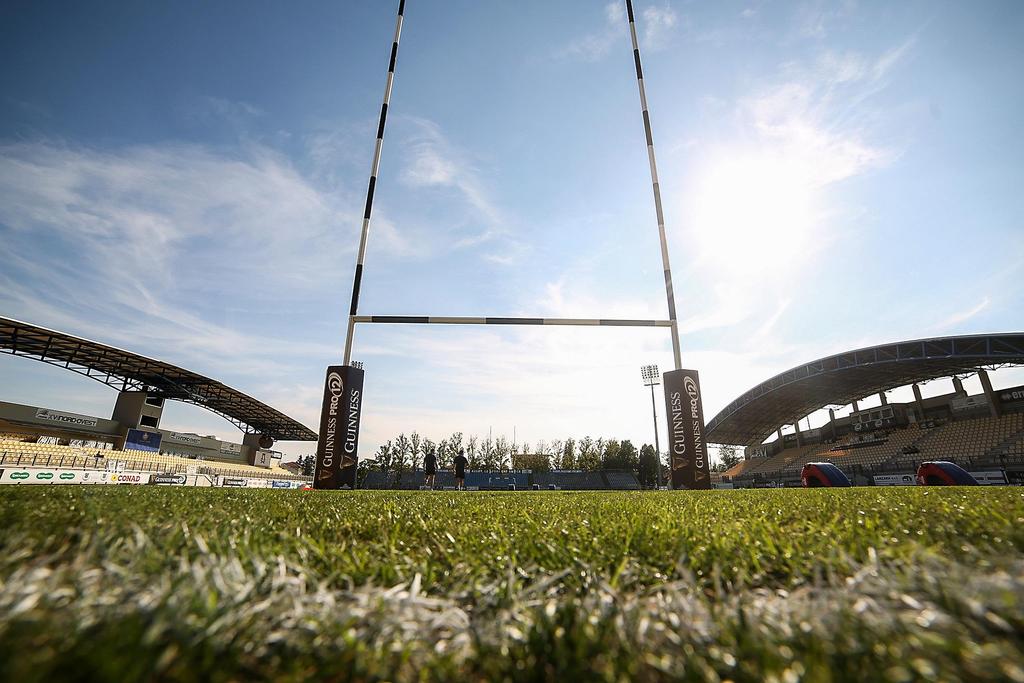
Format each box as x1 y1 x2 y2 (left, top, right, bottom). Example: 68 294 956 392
1 0 1022 462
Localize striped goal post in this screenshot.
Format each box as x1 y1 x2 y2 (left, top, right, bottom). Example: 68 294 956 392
316 0 711 491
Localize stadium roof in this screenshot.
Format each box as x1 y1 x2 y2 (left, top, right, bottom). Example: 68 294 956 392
0 317 317 441
706 333 1024 447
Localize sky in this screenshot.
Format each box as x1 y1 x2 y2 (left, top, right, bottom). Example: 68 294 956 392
1 0 1022 463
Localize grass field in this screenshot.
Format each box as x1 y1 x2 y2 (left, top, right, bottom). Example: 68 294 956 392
1 487 1022 681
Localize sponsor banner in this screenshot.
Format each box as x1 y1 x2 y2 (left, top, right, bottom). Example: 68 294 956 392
152 473 187 485
969 470 1008 486
0 468 151 485
34 408 99 428
1 468 78 485
663 369 710 490
713 482 735 489
271 480 293 489
109 472 150 485
219 442 242 454
951 395 988 413
125 429 162 452
221 477 247 487
999 385 1024 403
166 432 202 446
873 473 917 486
313 365 365 490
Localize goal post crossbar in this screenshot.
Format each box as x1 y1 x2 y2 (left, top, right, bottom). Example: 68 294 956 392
353 316 672 327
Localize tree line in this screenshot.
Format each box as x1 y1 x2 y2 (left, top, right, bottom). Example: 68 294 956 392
292 437 743 484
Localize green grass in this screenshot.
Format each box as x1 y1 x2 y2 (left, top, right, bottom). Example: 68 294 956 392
1 487 1023 681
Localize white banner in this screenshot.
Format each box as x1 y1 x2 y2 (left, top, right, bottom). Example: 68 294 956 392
873 473 917 486
107 472 151 485
0 468 149 485
969 470 1007 485
34 408 98 428
951 395 988 413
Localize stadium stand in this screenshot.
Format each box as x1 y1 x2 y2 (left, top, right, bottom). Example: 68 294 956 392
0 437 309 482
532 470 608 490
603 471 641 490
730 410 1024 486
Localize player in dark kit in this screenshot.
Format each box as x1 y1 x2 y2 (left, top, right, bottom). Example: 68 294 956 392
424 447 437 489
454 448 468 490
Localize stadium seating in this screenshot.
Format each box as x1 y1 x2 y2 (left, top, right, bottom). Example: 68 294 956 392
603 471 641 489
0 438 307 482
730 410 1024 484
883 413 1024 469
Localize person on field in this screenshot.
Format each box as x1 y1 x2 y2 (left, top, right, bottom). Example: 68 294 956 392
424 446 437 489
454 448 468 490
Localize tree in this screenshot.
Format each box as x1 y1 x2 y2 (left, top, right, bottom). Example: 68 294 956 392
376 441 394 475
299 455 315 477
494 436 511 471
410 432 423 472
618 440 639 471
638 444 658 488
421 438 436 470
601 439 620 470
467 435 481 469
444 432 463 470
577 436 599 471
549 440 563 468
512 452 551 472
356 458 377 488
715 444 742 473
560 438 576 470
393 433 412 486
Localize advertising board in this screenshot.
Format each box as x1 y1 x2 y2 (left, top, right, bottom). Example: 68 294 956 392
314 365 364 489
873 473 917 486
125 429 162 453
662 369 710 490
969 470 1007 485
34 408 98 428
152 474 187 485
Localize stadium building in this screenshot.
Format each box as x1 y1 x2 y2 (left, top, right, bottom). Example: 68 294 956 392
707 333 1024 487
0 317 316 485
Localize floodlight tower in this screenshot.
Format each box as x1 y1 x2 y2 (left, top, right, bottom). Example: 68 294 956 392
641 364 663 488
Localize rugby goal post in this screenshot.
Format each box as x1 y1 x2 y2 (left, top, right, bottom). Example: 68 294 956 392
313 0 709 491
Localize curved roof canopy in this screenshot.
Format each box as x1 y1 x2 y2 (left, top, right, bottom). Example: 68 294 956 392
706 333 1024 446
0 317 317 441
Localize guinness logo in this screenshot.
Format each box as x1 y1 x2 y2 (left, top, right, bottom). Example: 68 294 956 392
341 454 357 469
327 372 344 397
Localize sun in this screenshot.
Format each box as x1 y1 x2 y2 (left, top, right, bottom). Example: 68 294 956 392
690 153 818 271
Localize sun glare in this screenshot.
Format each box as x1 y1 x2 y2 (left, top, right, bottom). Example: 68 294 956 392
691 155 818 270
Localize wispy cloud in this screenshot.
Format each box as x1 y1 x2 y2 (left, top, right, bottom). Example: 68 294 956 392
641 4 679 50
397 117 522 261
558 1 678 62
0 139 356 382
936 297 991 331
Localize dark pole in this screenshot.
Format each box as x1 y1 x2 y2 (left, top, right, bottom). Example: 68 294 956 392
650 382 662 488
